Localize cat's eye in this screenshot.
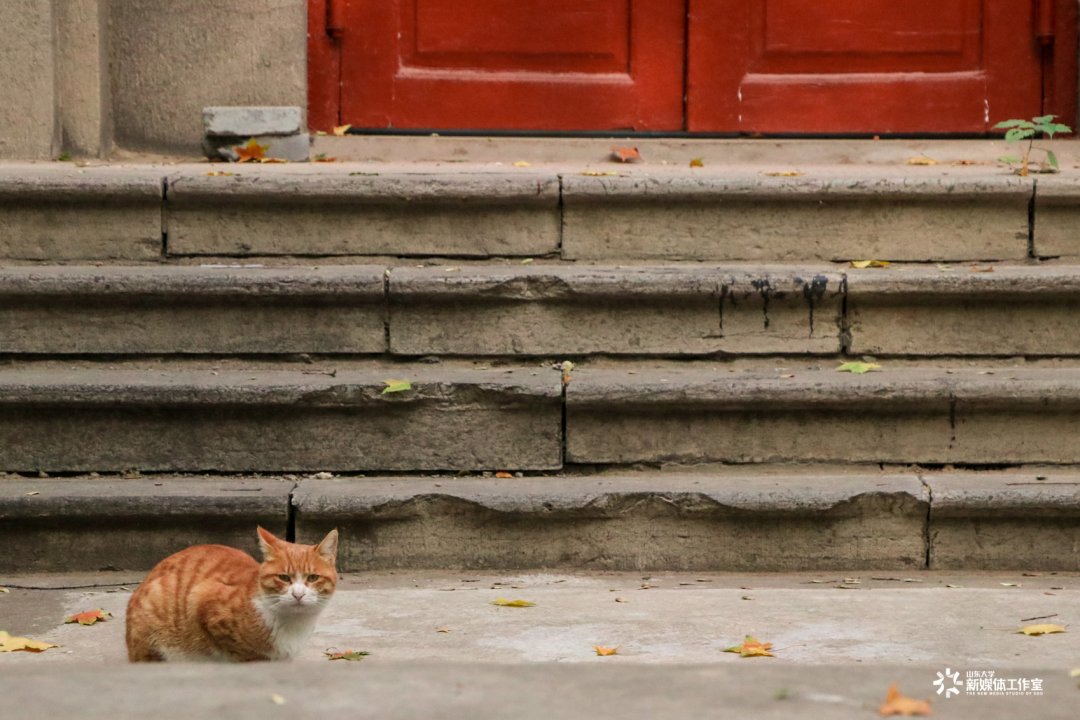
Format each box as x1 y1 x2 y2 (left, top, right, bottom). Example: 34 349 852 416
307 574 320 582
277 574 291 583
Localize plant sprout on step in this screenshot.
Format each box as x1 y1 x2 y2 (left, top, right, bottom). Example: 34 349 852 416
995 115 1072 176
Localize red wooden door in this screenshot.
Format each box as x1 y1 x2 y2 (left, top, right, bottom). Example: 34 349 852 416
312 0 684 132
309 0 1076 134
688 0 1077 133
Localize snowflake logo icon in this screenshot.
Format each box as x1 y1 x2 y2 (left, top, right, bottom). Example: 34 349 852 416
933 668 962 698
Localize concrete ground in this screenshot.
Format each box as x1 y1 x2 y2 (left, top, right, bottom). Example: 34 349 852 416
1 570 1076 717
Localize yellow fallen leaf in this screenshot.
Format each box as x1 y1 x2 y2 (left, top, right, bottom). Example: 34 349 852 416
324 649 370 661
490 598 535 607
332 124 352 136
837 361 881 374
689 158 704 168
382 379 412 394
234 139 268 163
0 630 57 653
878 683 932 716
724 635 774 658
594 645 619 656
907 156 938 166
0 588 8 593
762 170 803 177
581 171 619 176
850 260 891 269
495 471 513 478
1018 623 1066 636
969 265 995 273
65 608 111 626
436 627 451 633
270 693 287 705
204 171 234 177
513 161 531 167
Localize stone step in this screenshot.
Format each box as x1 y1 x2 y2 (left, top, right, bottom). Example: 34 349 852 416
5 362 1080 471
0 362 562 472
565 363 1080 465
8 262 1080 356
2 471 1077 572
10 164 1080 262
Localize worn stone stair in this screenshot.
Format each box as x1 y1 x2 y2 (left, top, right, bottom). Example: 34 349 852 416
2 154 1080 571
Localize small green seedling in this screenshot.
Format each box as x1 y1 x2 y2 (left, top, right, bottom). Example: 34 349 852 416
995 115 1071 176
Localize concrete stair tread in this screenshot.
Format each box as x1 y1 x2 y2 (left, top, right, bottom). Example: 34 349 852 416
9 261 1080 356
3 471 1078 572
5 161 1078 261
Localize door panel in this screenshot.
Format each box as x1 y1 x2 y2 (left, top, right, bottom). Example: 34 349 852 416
338 0 685 131
687 0 1044 133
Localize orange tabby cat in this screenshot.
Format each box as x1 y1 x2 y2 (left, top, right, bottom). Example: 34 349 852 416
125 527 338 662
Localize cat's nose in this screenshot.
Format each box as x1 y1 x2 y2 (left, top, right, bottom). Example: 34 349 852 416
291 586 305 600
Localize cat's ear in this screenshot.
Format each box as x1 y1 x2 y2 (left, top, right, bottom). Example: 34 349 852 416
256 526 282 560
314 529 339 565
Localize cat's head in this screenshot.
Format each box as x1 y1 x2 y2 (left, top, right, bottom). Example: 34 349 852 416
255 527 338 615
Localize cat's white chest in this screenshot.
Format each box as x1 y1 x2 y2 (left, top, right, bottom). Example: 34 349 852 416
254 598 323 660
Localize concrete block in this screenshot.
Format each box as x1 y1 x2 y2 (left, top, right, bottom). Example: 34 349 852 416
1033 177 1080 257
0 166 163 260
848 265 1080 355
389 265 843 356
0 266 386 354
0 364 562 472
167 170 560 257
928 474 1080 570
0 477 292 572
562 173 1032 262
566 366 1080 465
294 474 929 571
203 133 311 163
108 0 306 153
204 106 303 137
0 0 55 158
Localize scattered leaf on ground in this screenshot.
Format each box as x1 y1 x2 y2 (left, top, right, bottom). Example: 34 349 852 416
324 649 370 661
205 171 234 177
313 153 337 163
0 631 57 653
520 258 534 264
837 362 881 374
234 139 268 163
490 598 535 607
0 588 8 593
724 636 775 658
610 146 641 163
689 158 704 168
1018 624 1066 636
513 161 531 168
560 360 575 386
614 597 627 603
594 645 619 656
382 379 412 394
762 170 803 177
24 491 39 496
906 156 938 166
969 265 995 273
1000 582 1021 587
332 124 352 136
65 609 111 626
581 170 619 176
436 627 451 633
495 471 513 479
879 683 932 716
258 157 288 164
270 693 287 705
850 260 891 269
